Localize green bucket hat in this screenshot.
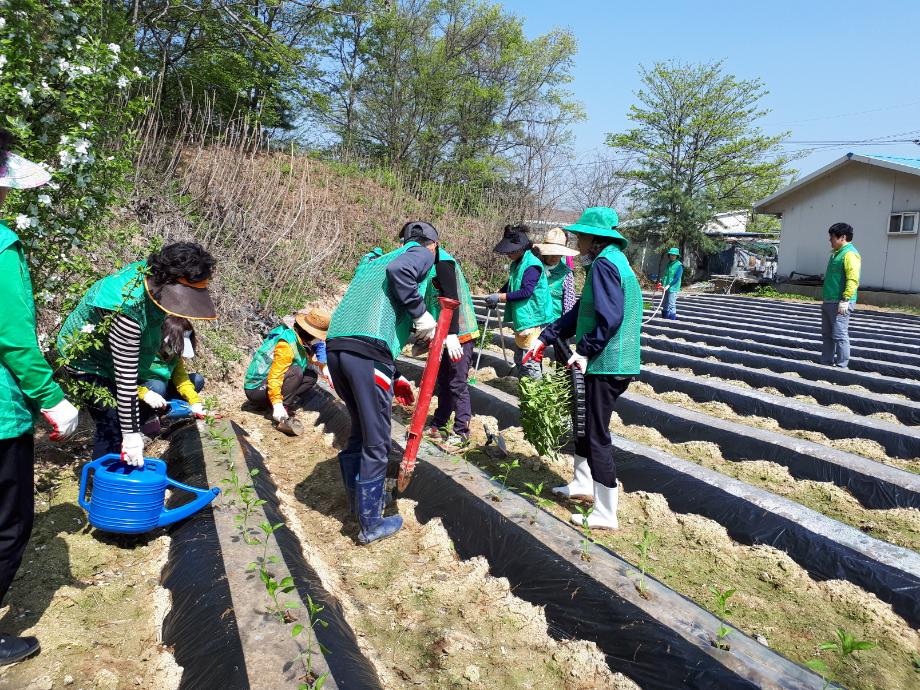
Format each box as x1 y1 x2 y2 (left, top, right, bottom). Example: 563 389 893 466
564 207 628 249
667 247 680 257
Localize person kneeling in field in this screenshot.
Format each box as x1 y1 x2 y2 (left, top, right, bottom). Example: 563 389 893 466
524 207 642 530
243 308 330 428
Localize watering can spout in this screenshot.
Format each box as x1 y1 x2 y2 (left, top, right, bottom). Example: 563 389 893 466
157 478 221 528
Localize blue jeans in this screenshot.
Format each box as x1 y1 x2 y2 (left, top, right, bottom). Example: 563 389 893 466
662 291 678 319
820 301 851 367
143 373 205 398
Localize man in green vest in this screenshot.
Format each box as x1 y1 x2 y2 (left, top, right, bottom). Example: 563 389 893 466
524 207 642 530
484 225 553 379
657 248 683 319
821 222 861 368
326 222 439 544
0 133 80 665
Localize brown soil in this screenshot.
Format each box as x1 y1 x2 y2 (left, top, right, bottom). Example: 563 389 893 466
461 417 920 690
0 429 180 690
222 384 639 690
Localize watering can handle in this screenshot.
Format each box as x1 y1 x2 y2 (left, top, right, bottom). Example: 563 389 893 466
158 476 221 527
78 461 94 512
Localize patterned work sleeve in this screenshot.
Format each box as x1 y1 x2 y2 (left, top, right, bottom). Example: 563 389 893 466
562 271 577 315
109 313 143 434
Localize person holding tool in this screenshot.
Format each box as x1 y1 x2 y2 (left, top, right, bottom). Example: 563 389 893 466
821 222 860 368
523 207 642 530
412 224 480 448
325 222 439 544
656 248 683 320
57 242 217 463
484 225 553 379
0 131 80 665
243 308 331 430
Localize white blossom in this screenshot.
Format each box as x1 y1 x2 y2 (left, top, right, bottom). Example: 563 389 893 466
0 17 5 29
117 75 129 89
80 324 95 334
107 43 120 54
133 66 143 77
0 56 7 69
18 87 33 106
38 194 52 206
15 214 32 230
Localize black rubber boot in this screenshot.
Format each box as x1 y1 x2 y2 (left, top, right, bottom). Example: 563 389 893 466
0 635 39 665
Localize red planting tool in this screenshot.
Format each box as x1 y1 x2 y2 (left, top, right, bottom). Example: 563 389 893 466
397 296 460 492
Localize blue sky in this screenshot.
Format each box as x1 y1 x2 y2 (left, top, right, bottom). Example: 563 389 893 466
502 0 920 176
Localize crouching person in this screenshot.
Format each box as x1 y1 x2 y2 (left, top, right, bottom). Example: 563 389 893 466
525 207 641 530
326 222 439 544
243 309 330 427
138 316 206 436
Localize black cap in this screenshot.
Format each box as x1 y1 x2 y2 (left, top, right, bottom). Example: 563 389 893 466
400 221 439 244
494 224 531 254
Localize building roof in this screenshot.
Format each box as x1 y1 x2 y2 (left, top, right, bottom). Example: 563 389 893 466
754 152 920 215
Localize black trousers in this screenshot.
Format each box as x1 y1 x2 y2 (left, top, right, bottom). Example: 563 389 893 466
574 375 630 488
327 351 394 483
244 365 318 410
0 433 34 606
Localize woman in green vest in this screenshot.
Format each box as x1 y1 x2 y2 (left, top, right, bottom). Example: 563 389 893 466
657 248 683 319
533 226 578 362
0 131 80 665
524 207 642 530
243 308 330 428
821 222 860 368
57 242 217 465
484 225 553 379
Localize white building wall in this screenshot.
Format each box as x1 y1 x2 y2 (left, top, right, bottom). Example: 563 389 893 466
775 164 920 292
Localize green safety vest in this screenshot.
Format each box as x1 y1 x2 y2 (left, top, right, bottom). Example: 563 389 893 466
662 259 683 294
424 249 479 339
545 261 572 322
823 243 859 303
57 262 166 381
0 225 42 437
505 250 552 331
326 242 434 359
140 351 177 385
575 244 642 376
244 325 309 389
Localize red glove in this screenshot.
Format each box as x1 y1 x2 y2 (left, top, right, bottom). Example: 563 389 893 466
394 376 415 406
521 340 546 364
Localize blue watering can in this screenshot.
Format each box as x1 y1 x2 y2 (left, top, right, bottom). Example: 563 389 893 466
163 399 195 420
79 454 220 534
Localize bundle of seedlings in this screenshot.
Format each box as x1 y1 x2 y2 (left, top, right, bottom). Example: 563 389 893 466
519 367 573 463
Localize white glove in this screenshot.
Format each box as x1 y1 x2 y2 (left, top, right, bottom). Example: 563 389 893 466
838 301 851 316
41 399 80 441
121 432 145 467
444 334 463 362
141 389 168 410
413 311 437 341
190 402 205 418
272 403 290 423
567 352 589 373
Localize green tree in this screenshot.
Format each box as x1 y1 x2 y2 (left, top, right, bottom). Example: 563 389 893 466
607 60 793 258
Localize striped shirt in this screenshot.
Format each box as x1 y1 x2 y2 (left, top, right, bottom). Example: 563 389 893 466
109 313 142 434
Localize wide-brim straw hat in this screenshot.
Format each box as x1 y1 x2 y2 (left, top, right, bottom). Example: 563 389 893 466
145 276 217 320
295 308 331 340
0 153 51 189
533 227 579 257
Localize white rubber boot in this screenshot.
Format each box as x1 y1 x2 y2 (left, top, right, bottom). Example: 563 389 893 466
551 454 593 500
570 482 619 530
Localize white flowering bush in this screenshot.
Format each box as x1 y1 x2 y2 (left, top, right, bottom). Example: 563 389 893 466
0 0 145 305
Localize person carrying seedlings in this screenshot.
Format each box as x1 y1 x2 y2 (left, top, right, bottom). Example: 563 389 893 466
137 316 206 436
325 222 440 544
0 131 80 665
484 224 553 379
399 222 480 448
821 222 860 368
656 248 683 320
243 308 330 426
57 242 217 464
524 207 642 530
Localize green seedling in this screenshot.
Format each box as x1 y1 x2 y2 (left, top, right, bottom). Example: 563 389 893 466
818 627 877 659
520 481 551 523
293 594 331 690
490 458 520 497
574 504 594 561
633 527 657 597
805 659 832 690
708 585 736 650
912 652 920 673
519 369 572 463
